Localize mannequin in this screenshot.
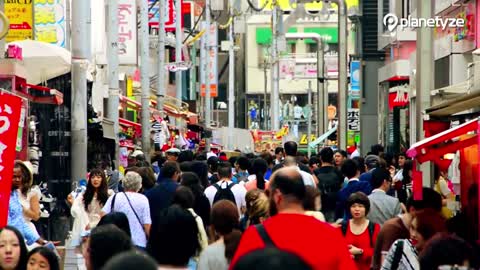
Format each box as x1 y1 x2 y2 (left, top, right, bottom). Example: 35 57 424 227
249 100 259 129
283 100 290 121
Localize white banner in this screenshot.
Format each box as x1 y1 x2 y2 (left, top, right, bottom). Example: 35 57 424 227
118 0 137 65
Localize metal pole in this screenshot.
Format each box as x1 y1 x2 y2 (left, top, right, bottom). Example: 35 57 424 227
65 0 71 51
107 0 120 167
317 41 325 138
271 1 280 130
157 0 166 112
227 0 235 149
190 41 197 100
139 0 151 159
205 0 211 152
175 0 182 105
307 80 312 158
334 0 348 150
416 0 433 184
264 59 268 130
71 0 90 187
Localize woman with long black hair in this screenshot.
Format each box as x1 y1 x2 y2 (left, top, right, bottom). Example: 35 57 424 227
71 169 112 247
242 158 268 191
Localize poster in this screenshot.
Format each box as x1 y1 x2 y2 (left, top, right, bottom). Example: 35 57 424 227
118 0 137 65
33 0 66 47
5 0 34 42
0 91 23 227
200 22 218 97
347 108 360 131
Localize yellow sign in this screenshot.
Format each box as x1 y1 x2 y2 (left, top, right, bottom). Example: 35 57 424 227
5 1 34 42
258 0 359 11
300 134 316 145
34 0 66 47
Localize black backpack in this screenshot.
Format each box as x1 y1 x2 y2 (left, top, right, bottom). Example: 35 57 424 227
316 169 342 211
341 221 376 247
213 181 237 206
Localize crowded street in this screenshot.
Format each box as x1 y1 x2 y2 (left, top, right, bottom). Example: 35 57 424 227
0 0 479 270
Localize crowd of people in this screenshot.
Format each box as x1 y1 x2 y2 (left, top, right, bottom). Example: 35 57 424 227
2 142 480 270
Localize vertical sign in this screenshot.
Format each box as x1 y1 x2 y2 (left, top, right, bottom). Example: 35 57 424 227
201 22 218 97
33 0 66 47
199 21 206 95
347 108 360 131
118 0 137 65
350 60 360 94
0 91 23 227
5 0 34 42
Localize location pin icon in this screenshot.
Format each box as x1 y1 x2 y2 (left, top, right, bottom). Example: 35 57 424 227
383 13 399 32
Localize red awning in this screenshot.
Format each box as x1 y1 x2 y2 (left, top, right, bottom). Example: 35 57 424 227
407 118 479 165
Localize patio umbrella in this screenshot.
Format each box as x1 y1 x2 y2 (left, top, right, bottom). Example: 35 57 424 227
7 40 71 85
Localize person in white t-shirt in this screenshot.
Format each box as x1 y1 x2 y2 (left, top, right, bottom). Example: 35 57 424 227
284 157 316 187
204 162 247 216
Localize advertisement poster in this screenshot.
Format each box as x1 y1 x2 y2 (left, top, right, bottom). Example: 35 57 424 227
5 0 34 42
118 0 137 65
200 22 218 97
0 91 23 227
33 0 66 47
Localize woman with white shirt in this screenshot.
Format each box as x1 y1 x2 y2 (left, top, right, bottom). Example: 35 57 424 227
15 161 41 235
71 169 112 247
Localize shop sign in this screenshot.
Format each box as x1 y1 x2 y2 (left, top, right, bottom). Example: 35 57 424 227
33 0 66 47
347 108 360 131
5 0 33 42
258 0 359 13
200 21 218 97
388 85 409 110
350 60 360 95
0 90 23 227
299 134 316 145
118 0 137 65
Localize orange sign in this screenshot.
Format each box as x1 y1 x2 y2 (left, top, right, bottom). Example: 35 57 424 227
200 84 218 97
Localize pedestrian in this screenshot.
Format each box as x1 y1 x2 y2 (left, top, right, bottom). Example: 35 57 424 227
198 200 242 270
340 192 380 270
336 159 372 220
260 152 274 181
97 212 131 238
314 147 343 222
244 190 269 228
71 169 113 246
393 153 407 183
303 186 325 222
178 150 194 163
381 209 447 270
230 167 356 270
135 167 156 194
283 157 316 187
273 141 311 173
0 226 28 270
147 162 180 221
371 188 442 270
83 224 133 270
180 172 211 228
367 168 402 225
147 205 200 270
172 186 209 251
204 163 247 216
242 158 269 191
191 161 210 189
232 248 312 270
165 148 181 162
102 171 151 249
359 155 380 184
274 147 284 165
232 156 250 184
207 156 220 185
103 251 158 270
26 247 60 270
334 150 348 169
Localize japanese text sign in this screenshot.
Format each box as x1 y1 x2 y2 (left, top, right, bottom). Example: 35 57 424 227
5 0 34 42
347 108 360 131
118 0 137 65
0 91 22 227
200 21 218 97
33 0 66 47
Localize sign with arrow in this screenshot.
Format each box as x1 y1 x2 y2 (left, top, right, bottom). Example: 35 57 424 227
5 1 33 42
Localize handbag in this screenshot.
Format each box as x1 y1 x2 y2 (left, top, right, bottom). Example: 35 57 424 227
110 192 147 237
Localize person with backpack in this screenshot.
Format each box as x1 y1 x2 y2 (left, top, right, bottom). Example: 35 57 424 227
204 162 247 216
314 147 344 222
340 192 380 270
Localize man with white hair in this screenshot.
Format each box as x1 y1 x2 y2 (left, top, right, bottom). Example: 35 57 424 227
284 156 316 187
102 171 151 249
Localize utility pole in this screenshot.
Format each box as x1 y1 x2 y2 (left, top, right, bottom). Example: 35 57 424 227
416 0 433 184
204 0 211 152
71 0 90 187
264 58 268 130
227 0 235 150
334 0 348 151
307 80 312 158
175 0 182 105
157 0 166 112
65 0 71 51
270 1 280 130
139 0 151 159
107 0 120 167
317 41 325 137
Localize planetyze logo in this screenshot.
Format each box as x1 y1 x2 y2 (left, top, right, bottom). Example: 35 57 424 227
383 13 465 32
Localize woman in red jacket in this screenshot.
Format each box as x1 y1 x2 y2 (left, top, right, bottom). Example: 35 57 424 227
340 192 380 270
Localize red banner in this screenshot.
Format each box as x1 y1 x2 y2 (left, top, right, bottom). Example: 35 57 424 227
0 91 22 227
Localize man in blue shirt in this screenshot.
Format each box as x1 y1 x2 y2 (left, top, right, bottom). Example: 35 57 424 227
359 155 380 184
146 161 180 222
336 159 372 220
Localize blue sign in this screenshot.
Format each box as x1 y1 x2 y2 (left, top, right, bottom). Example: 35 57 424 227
350 60 360 93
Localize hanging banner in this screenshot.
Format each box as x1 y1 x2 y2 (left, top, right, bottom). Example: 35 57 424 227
347 108 360 131
0 91 23 227
118 0 137 65
33 0 66 47
350 60 360 94
5 0 34 42
200 22 218 97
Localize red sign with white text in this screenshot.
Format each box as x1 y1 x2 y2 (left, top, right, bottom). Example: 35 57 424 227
0 91 22 227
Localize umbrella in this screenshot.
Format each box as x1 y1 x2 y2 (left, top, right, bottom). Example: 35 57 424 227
7 40 71 85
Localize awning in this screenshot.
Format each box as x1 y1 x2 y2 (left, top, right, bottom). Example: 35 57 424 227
308 126 337 148
426 90 480 117
407 118 479 164
102 118 115 140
